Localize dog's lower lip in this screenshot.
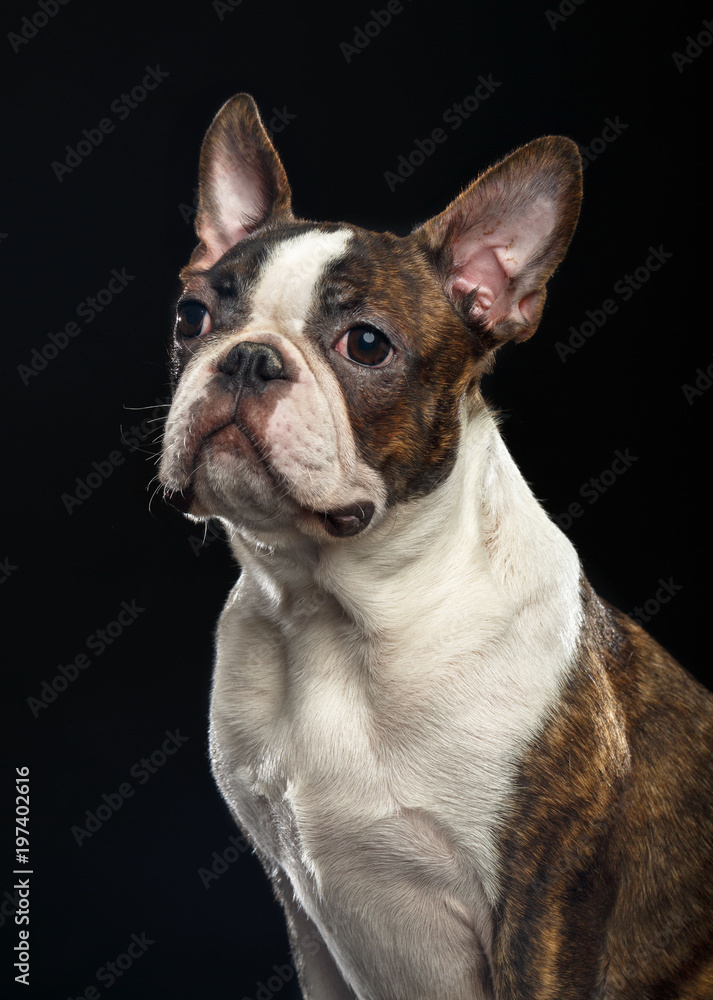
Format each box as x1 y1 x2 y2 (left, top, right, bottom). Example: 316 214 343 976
322 502 375 537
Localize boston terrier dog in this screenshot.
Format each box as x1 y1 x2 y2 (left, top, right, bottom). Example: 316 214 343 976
159 94 713 999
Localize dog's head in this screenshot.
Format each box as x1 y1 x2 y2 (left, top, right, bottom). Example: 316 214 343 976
159 94 581 545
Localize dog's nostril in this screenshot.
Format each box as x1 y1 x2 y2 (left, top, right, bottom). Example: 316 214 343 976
219 341 285 390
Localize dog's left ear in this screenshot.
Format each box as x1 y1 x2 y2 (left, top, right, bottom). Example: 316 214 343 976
188 93 294 271
413 137 582 343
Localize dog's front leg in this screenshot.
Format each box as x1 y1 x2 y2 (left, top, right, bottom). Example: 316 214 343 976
272 873 356 1000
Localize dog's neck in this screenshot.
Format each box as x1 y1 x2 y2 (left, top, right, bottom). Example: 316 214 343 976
214 400 586 916
225 405 583 662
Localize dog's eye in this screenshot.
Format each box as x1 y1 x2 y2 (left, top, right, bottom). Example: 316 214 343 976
176 302 211 339
335 326 393 367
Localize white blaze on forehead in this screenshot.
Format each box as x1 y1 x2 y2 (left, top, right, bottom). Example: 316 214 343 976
249 229 352 335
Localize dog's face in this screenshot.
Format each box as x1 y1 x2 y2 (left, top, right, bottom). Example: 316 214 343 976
159 95 582 545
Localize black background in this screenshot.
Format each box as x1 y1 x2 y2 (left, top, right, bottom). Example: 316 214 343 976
2 0 711 997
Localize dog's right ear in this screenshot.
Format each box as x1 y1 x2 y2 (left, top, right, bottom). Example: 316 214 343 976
187 93 293 271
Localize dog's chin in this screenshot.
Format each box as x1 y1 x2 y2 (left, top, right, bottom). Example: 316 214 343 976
165 486 376 542
161 422 380 541
162 460 376 541
163 471 292 529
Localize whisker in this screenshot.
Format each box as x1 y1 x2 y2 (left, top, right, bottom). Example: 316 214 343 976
122 402 172 411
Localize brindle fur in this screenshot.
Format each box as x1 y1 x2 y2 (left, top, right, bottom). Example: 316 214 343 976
494 582 713 998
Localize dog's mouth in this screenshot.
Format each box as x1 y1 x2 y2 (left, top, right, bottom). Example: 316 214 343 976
163 484 374 539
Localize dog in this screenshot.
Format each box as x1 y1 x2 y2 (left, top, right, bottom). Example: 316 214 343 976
159 94 713 999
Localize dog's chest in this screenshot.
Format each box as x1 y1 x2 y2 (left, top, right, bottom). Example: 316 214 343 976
209 586 545 998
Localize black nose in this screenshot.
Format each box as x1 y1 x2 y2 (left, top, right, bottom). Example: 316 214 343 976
219 341 285 391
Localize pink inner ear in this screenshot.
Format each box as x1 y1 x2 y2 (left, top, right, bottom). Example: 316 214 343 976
450 199 556 326
451 240 510 313
212 158 265 244
197 152 267 267
517 290 540 324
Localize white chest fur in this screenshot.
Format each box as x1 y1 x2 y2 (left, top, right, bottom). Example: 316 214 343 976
208 408 583 1000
